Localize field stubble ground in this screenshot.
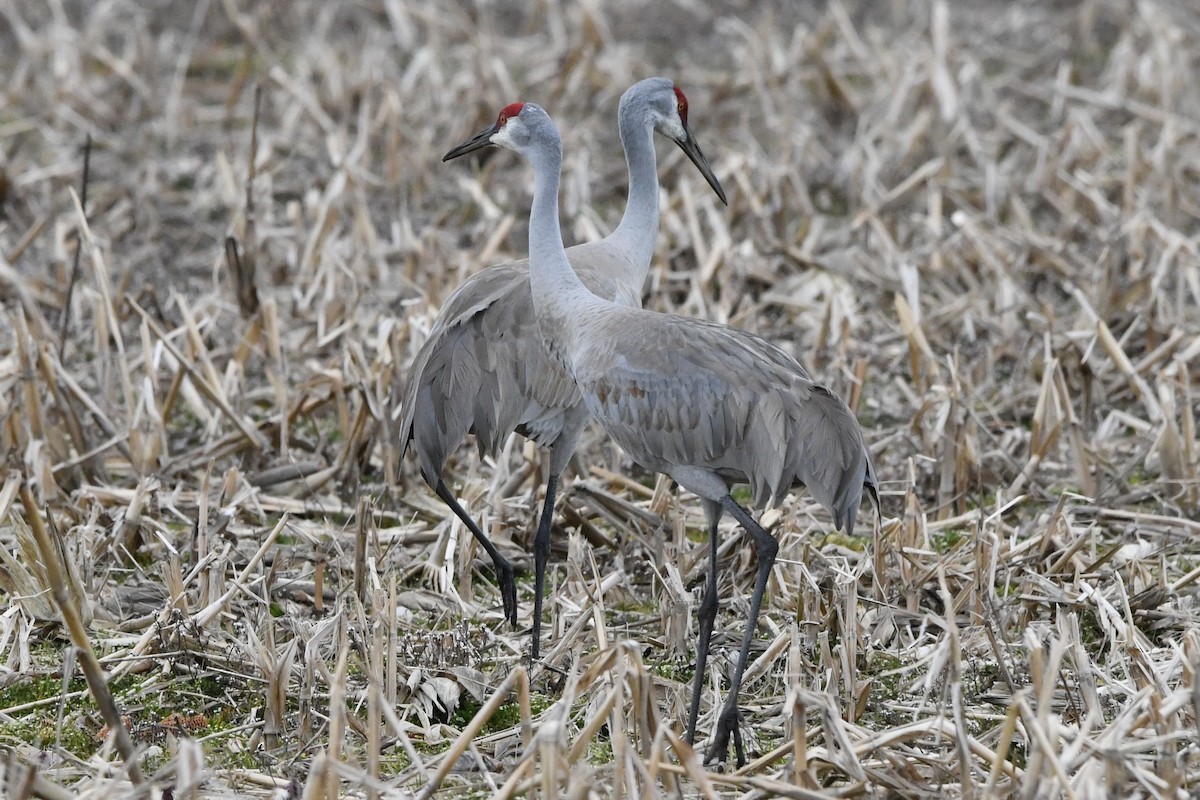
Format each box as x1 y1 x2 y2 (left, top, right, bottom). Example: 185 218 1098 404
1 0 1199 797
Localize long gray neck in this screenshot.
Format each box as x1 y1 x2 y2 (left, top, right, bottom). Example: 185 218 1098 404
607 110 659 278
527 136 597 344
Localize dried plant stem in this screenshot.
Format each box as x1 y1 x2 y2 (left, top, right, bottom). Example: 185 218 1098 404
57 134 92 358
17 480 143 785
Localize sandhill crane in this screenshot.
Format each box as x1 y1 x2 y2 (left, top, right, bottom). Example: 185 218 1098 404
442 101 878 766
401 78 726 657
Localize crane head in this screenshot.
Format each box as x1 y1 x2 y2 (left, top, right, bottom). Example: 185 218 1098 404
667 85 727 205
443 103 526 162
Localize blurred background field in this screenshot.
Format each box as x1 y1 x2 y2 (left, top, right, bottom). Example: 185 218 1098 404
1 0 1199 797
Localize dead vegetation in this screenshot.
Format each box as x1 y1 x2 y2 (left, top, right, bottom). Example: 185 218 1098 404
1 0 1199 797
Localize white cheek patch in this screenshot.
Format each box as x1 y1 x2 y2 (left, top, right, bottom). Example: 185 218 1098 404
492 124 517 148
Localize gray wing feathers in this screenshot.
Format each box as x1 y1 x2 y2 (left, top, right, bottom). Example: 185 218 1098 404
399 262 534 483
399 244 625 484
778 384 870 534
403 268 516 484
580 312 870 533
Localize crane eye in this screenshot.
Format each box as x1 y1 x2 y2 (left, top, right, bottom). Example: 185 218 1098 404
496 102 525 129
672 87 689 124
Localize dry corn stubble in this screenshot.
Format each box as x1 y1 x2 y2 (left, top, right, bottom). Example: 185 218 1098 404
0 0 1199 797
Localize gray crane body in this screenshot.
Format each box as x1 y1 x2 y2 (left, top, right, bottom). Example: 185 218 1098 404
564 308 873 534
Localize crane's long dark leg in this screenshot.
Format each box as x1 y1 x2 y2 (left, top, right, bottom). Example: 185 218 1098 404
705 495 779 767
434 480 517 627
530 473 559 661
531 424 581 662
686 499 723 744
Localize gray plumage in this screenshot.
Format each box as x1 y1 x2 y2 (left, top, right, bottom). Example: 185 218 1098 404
476 101 878 767
575 313 875 533
402 78 727 649
401 255 632 483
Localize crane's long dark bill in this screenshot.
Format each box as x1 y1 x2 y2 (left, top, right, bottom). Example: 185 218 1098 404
442 125 497 162
676 129 728 205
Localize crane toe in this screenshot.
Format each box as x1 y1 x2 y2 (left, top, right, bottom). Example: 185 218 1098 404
704 705 747 768
494 558 518 628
